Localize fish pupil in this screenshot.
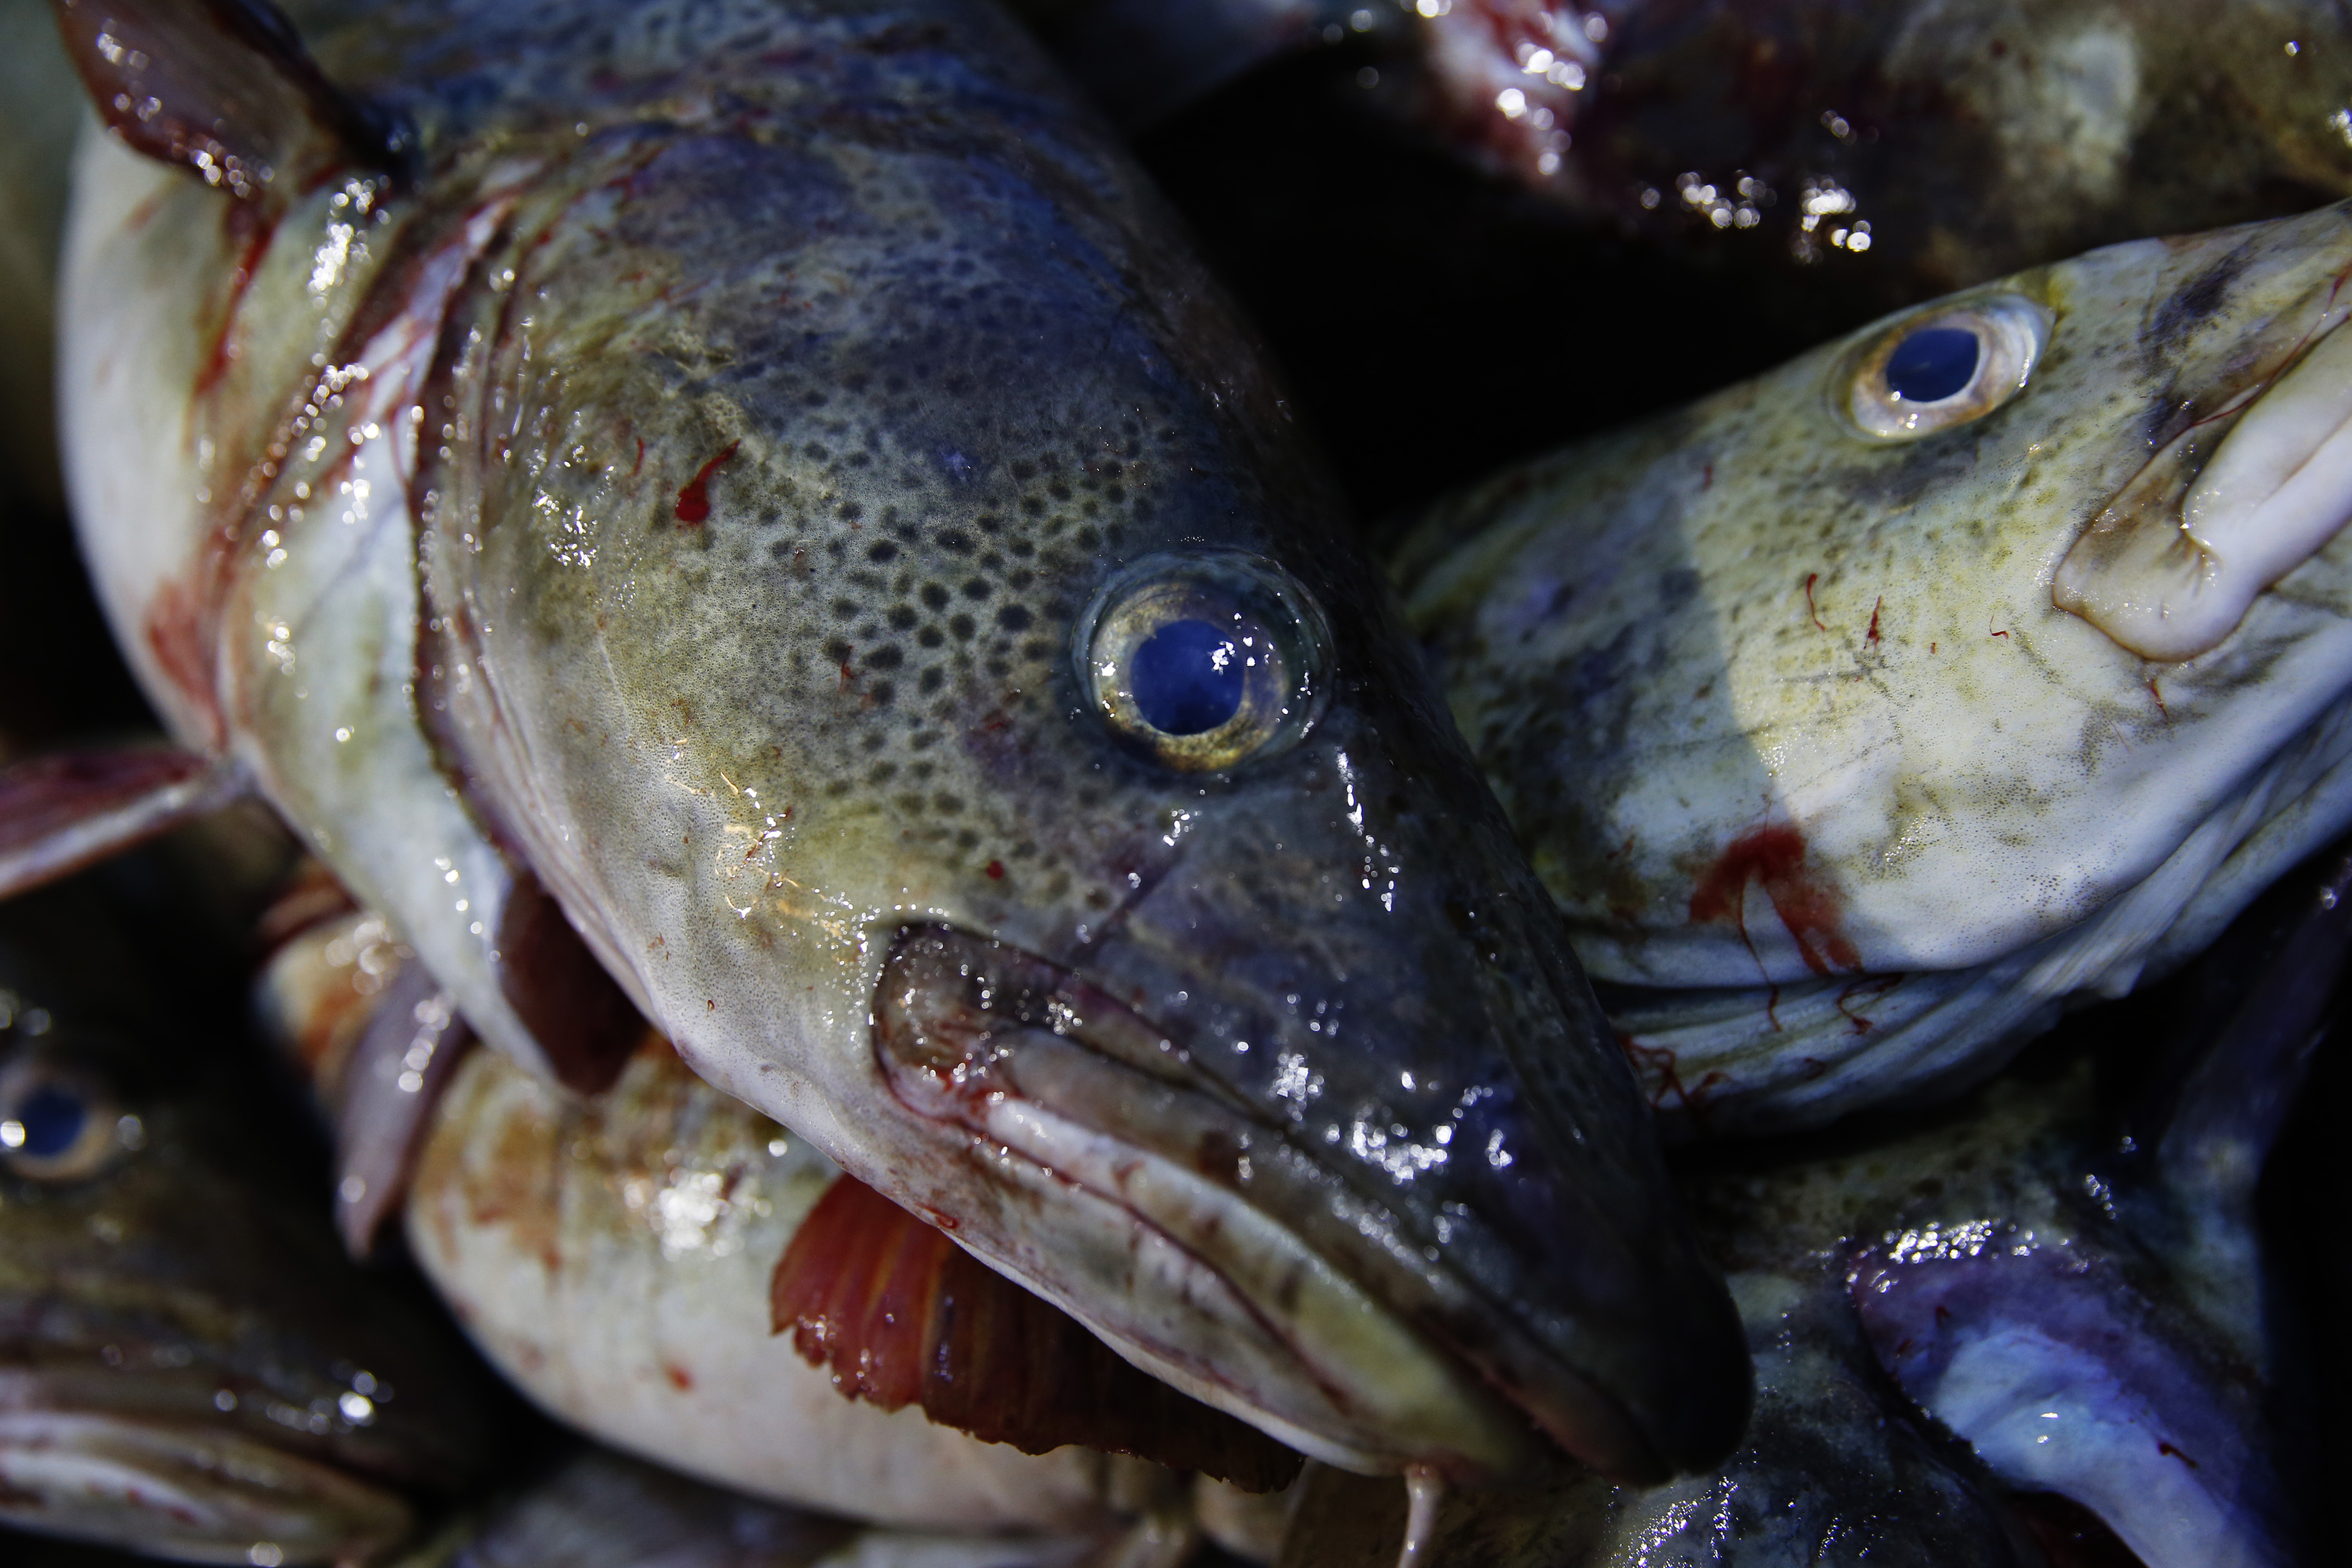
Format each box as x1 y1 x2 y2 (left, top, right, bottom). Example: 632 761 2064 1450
1884 327 1981 403
1130 619 1246 735
15 1086 86 1158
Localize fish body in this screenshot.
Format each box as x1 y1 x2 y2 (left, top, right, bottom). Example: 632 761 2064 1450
0 878 505 1565
1398 201 2352 1132
1034 0 2352 311
56 0 1744 1481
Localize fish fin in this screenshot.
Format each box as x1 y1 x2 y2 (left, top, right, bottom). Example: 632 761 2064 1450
1019 0 1358 130
51 0 407 199
494 873 643 1097
0 746 248 900
328 959 473 1258
771 1173 1306 1491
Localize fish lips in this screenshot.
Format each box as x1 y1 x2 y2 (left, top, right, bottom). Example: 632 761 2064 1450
869 921 1750 1483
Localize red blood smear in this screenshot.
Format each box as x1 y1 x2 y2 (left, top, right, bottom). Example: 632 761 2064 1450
984 860 1005 880
1689 825 1862 976
196 213 279 394
142 570 231 747
675 440 740 524
1866 596 1882 647
771 1174 1302 1490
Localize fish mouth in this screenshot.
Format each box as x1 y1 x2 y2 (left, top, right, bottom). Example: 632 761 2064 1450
2055 231 2352 660
870 924 1681 1482
0 1385 414 1564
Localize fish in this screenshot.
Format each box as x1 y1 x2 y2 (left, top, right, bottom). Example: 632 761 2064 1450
0 874 508 1566
35 0 1749 1481
1395 199 2352 1134
1026 0 2352 313
256 898 1301 1530
1274 832 2339 1568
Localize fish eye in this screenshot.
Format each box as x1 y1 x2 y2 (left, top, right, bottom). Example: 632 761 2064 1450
0 1060 130 1183
1078 552 1329 773
1842 294 2050 440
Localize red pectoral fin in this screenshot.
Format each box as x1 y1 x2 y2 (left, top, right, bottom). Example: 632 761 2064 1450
771 1174 1305 1493
52 0 407 198
0 746 248 900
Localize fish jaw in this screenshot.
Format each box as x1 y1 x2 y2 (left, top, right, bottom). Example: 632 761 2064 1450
862 888 1749 1484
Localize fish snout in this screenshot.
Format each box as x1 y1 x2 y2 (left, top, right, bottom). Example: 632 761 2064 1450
2055 204 2352 660
868 779 1752 1484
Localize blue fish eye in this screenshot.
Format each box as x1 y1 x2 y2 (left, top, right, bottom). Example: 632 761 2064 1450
1130 619 1246 736
16 1084 87 1159
1079 553 1328 774
1883 327 1981 403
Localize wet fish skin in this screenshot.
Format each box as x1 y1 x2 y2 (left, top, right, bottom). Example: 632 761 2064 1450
1396 200 2352 1133
57 0 1747 1480
1032 0 2352 312
0 880 505 1565
1280 1012 2305 1566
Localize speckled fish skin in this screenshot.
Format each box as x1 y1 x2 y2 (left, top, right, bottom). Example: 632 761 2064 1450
56 0 1745 1485
0 884 501 1566
1397 201 2352 1134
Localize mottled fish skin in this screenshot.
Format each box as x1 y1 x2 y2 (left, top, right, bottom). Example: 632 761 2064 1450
57 0 1746 1484
1397 201 2352 1134
0 881 503 1566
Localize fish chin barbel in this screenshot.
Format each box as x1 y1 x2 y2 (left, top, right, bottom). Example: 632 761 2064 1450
1399 199 2352 1135
39 0 1746 1483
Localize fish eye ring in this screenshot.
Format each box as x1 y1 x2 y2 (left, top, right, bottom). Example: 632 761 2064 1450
1076 552 1330 773
1840 293 2051 441
0 1058 131 1183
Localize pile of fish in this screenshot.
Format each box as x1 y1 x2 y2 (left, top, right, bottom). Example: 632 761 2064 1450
0 0 2346 1564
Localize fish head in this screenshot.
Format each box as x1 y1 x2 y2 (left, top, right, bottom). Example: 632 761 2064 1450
1400 201 2352 1127
0 911 499 1562
416 60 1746 1483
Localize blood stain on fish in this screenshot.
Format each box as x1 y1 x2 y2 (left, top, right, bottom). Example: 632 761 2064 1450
675 440 740 524
1803 572 1828 631
1690 825 1862 977
196 210 280 394
1620 1036 1724 1122
1866 596 1883 647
